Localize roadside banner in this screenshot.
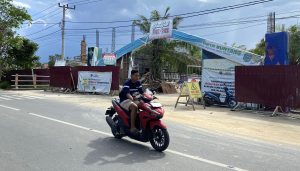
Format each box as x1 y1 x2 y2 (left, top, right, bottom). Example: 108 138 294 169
149 19 173 40
77 71 112 94
87 47 99 66
103 53 116 65
54 59 66 66
202 58 236 103
175 82 204 111
187 82 201 99
196 39 263 66
265 32 289 65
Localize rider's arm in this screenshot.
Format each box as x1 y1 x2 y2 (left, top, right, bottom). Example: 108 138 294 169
126 93 134 101
137 81 144 94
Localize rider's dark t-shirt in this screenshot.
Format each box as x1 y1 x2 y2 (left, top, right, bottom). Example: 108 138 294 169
119 79 143 103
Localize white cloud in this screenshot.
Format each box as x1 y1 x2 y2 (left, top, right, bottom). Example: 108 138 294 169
120 8 130 16
12 1 31 9
66 11 72 19
32 19 48 26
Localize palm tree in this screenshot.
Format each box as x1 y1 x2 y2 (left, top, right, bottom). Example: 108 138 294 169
133 7 183 79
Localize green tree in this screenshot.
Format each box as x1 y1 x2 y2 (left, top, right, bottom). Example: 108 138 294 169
0 0 31 55
48 54 61 67
0 0 31 80
250 25 300 64
133 7 201 77
133 7 183 78
250 39 265 56
288 25 300 65
7 37 40 69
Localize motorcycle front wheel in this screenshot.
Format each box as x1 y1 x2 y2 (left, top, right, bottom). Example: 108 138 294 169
228 99 237 108
149 127 170 152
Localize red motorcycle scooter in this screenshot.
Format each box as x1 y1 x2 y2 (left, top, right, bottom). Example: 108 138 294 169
105 89 169 152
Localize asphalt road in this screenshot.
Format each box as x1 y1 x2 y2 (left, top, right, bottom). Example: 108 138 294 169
1 92 300 171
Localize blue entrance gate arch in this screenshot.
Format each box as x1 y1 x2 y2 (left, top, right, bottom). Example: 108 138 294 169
116 29 262 65
115 30 263 101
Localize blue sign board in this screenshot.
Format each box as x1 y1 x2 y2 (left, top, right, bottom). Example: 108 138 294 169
265 32 289 65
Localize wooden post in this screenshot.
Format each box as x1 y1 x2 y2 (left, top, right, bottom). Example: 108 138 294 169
69 67 76 92
15 74 19 89
33 74 37 89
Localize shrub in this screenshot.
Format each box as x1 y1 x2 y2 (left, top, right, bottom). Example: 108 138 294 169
0 81 11 89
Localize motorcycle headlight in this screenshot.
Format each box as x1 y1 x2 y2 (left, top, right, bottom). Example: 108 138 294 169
151 110 162 119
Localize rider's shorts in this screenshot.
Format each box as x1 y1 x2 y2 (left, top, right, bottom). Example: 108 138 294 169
120 99 139 111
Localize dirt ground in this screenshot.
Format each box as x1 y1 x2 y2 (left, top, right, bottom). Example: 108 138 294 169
9 90 300 147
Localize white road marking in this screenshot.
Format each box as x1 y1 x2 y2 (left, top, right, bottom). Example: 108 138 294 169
12 95 36 99
27 112 248 171
0 94 44 100
20 95 44 99
28 113 111 136
0 104 20 111
0 96 11 100
0 95 22 100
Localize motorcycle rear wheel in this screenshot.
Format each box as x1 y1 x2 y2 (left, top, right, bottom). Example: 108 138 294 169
204 96 213 106
149 127 169 152
112 116 123 139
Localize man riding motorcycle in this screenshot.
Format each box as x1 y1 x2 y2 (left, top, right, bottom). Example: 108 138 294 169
119 70 143 135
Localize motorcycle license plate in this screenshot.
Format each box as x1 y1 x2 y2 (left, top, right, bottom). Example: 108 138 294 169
150 102 162 108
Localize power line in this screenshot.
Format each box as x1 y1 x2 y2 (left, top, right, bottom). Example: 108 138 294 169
62 12 299 35
33 8 61 21
31 30 61 40
24 23 59 37
43 11 62 20
30 5 57 18
26 0 273 38
179 0 273 19
199 22 266 37
63 0 272 31
65 0 272 24
65 24 132 31
30 0 72 17
24 22 59 25
27 9 300 26
71 0 103 6
177 0 272 18
30 14 299 42
30 0 94 20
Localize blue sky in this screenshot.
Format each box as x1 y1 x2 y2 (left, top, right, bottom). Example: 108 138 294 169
14 0 300 63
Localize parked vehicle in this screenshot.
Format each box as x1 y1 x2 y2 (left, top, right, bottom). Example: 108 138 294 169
203 87 237 108
105 89 169 152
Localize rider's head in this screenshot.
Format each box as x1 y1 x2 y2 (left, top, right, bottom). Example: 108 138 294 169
131 70 140 83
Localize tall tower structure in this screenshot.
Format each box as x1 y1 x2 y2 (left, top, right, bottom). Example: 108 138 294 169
81 35 87 64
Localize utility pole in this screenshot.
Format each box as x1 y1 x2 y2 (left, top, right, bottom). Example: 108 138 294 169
96 30 99 48
58 3 75 60
111 27 116 53
267 12 275 33
131 24 135 42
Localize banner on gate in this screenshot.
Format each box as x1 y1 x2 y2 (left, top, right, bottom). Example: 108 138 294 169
77 71 112 94
202 59 236 102
149 19 173 40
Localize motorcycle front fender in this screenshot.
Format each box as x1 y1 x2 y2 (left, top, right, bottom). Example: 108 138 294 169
205 94 220 103
149 120 167 130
